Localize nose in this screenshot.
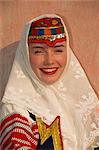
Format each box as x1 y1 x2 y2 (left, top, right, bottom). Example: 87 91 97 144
44 48 54 66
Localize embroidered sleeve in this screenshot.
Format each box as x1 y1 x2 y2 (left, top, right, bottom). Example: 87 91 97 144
0 113 39 150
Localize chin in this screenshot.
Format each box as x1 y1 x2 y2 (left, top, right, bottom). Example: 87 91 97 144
41 76 60 85
43 81 56 85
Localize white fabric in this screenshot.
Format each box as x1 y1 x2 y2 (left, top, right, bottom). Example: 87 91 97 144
0 14 99 150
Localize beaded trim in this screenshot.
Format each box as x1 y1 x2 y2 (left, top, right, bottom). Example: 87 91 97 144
28 33 66 42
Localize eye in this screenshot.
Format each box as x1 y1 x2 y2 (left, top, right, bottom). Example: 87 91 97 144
54 49 64 53
32 49 45 55
34 50 43 54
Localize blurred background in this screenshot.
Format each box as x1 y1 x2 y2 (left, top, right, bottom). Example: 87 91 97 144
0 0 99 99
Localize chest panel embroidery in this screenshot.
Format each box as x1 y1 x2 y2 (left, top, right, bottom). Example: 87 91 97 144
36 116 63 150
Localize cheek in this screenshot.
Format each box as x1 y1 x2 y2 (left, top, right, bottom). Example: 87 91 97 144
56 53 67 66
62 56 67 65
62 52 67 65
29 55 43 68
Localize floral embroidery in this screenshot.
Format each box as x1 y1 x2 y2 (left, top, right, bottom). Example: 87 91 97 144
57 81 67 92
70 60 85 79
14 65 25 78
75 92 98 123
83 127 99 150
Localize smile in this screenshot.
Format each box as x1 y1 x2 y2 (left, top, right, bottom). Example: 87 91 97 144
40 67 58 75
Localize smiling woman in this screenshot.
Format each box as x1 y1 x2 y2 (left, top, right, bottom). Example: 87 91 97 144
0 14 99 150
29 42 67 84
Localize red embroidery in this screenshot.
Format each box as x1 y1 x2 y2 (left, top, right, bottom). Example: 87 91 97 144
28 37 66 47
0 113 39 150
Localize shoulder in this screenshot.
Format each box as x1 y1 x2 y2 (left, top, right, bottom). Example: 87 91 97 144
0 102 32 122
0 106 39 150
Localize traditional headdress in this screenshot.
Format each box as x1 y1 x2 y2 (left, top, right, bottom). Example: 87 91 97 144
0 14 99 150
28 17 66 46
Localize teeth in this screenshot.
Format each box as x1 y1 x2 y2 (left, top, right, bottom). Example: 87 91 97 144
41 68 57 72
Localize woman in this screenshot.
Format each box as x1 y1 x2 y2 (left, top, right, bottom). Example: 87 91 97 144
0 14 99 150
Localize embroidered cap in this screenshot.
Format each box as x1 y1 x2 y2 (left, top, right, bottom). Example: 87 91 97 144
28 17 66 46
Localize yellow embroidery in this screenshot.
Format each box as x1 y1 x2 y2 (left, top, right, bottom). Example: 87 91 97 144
36 116 63 150
52 19 58 25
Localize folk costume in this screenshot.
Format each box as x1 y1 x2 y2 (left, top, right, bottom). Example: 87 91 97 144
0 14 99 150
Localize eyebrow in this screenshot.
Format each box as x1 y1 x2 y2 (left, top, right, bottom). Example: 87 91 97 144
54 44 65 48
31 44 65 49
31 46 44 49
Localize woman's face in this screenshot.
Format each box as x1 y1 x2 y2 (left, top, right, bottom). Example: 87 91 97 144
28 41 67 84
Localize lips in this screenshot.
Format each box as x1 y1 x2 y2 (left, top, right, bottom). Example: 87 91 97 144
40 67 58 75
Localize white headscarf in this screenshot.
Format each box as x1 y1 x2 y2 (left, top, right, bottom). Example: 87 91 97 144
0 14 99 150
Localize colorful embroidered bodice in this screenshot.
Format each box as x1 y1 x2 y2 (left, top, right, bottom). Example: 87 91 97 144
0 112 63 150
